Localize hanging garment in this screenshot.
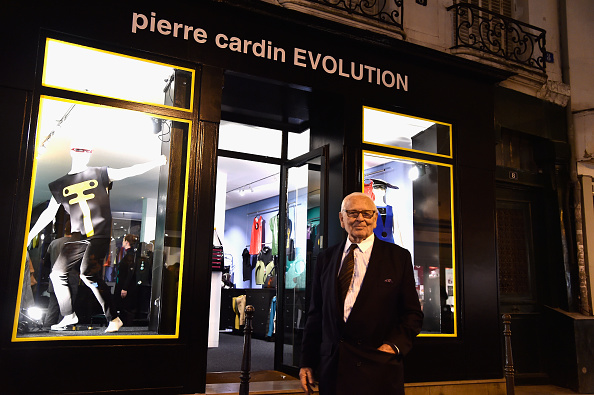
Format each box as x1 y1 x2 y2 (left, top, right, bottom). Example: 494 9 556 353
258 246 273 266
270 214 279 256
255 261 266 285
249 216 263 255
267 296 277 337
374 205 395 243
264 262 276 288
242 248 251 281
233 295 247 329
364 179 375 201
212 229 224 271
255 247 272 285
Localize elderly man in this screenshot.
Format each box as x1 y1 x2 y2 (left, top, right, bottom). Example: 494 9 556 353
299 192 423 395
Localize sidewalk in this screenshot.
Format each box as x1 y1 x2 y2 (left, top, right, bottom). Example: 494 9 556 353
204 372 593 395
516 384 592 394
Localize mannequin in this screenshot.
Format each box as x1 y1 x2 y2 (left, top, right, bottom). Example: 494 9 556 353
27 141 166 332
365 178 403 245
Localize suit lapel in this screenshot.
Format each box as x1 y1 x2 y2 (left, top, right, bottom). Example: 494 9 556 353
329 240 347 322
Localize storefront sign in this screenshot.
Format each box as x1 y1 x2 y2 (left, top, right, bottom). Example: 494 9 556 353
131 11 409 91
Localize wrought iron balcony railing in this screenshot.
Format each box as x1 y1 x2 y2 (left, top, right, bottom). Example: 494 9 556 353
447 2 546 72
301 0 403 29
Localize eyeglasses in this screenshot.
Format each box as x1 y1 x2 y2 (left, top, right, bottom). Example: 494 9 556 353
343 210 376 219
71 148 93 153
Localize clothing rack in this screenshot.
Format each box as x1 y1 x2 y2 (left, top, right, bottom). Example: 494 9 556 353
245 242 272 248
364 167 393 178
246 206 279 217
246 202 299 217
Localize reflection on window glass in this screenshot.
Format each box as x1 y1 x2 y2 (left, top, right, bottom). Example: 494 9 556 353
42 39 193 110
16 97 189 340
363 107 452 157
363 151 456 335
219 121 282 158
281 155 322 368
286 165 309 291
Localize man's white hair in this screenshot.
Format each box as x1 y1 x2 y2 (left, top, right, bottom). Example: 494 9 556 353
340 192 377 212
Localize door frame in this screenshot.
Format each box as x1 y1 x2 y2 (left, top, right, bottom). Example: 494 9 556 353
274 145 328 376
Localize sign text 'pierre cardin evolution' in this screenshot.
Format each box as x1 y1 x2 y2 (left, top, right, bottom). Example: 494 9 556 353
131 11 409 91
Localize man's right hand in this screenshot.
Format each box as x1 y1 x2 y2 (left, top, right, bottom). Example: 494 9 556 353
299 367 315 394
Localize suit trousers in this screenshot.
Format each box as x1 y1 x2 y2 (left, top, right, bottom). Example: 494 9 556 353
50 237 113 321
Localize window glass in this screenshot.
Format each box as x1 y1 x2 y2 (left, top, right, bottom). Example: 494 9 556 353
363 115 456 337
363 106 452 158
16 96 189 340
288 129 310 160
219 121 283 158
42 39 193 110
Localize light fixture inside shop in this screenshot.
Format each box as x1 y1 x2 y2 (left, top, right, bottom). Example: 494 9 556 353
408 164 426 181
238 185 254 196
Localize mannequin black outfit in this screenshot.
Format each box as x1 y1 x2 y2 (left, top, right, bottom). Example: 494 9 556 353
48 167 115 324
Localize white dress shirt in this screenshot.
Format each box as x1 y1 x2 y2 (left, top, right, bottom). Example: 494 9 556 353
339 234 375 321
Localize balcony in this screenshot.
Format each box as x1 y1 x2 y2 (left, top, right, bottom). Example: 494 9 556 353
447 2 547 73
273 0 404 38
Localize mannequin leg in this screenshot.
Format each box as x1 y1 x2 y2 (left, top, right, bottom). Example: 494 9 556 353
79 238 113 322
50 241 87 317
49 240 87 329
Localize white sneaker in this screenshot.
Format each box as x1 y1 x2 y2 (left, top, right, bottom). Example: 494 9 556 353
105 317 123 333
50 313 78 331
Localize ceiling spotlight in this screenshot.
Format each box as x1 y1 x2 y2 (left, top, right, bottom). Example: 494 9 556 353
409 164 427 181
408 165 420 181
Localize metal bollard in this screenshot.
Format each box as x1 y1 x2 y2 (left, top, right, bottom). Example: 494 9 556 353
239 305 255 395
502 314 515 395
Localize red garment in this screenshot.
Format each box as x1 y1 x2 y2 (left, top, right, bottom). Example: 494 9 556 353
250 216 263 254
364 180 375 201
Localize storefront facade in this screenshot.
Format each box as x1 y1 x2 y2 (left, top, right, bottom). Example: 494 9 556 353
0 1 575 393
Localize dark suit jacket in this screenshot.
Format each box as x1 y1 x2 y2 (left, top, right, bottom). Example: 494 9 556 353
300 237 423 395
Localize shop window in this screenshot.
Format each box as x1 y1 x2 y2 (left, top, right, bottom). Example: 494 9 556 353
15 39 193 340
363 107 456 336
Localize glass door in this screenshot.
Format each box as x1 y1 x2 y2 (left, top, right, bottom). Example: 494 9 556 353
275 147 327 375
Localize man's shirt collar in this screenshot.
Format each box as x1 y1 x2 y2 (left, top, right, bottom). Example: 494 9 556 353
345 233 375 253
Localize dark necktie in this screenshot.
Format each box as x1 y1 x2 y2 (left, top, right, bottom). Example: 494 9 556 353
338 244 358 303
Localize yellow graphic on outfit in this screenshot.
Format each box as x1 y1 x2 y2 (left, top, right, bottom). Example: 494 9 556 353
63 179 98 237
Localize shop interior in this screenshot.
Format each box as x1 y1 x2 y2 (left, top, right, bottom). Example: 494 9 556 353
207 118 320 372
205 71 317 373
